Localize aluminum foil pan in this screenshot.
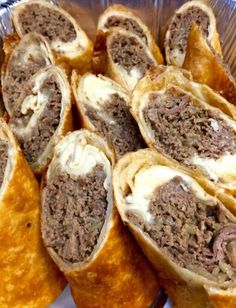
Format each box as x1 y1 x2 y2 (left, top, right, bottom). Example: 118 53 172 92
0 0 235 307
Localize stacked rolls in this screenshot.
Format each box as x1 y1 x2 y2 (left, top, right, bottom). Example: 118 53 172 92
93 4 163 92
0 0 235 306
41 130 159 307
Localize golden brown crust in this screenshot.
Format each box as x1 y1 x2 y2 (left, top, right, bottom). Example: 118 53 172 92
131 66 236 196
92 30 108 75
113 149 236 308
0 119 66 306
1 33 20 83
97 4 163 65
12 0 93 72
183 23 236 105
67 207 158 307
165 0 222 67
41 130 159 307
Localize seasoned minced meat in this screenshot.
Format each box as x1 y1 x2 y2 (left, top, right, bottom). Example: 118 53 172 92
4 52 48 112
11 75 62 164
143 88 236 162
109 33 154 74
168 6 210 55
127 176 236 283
42 164 108 263
0 140 8 188
105 16 147 43
86 94 144 158
18 3 76 43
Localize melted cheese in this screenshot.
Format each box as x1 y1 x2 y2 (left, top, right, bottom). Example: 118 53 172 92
189 153 236 188
126 165 216 222
49 132 111 191
78 73 129 109
17 70 53 136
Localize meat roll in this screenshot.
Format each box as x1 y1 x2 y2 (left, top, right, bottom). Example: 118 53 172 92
0 119 66 306
1 32 54 116
12 0 93 71
97 4 163 64
9 65 72 174
113 149 236 308
165 0 221 67
99 28 158 92
41 129 159 307
72 71 144 159
183 23 236 105
132 67 236 193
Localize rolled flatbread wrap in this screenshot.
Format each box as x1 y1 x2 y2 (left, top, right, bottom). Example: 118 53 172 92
9 65 72 174
41 129 159 307
72 71 144 159
165 0 221 67
1 32 54 116
94 28 158 92
113 149 236 308
132 67 236 194
0 119 66 306
12 0 93 71
183 23 236 105
97 4 163 64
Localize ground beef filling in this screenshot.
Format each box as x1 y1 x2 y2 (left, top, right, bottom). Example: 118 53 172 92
0 140 8 188
105 16 147 44
85 94 144 158
42 164 108 263
127 176 236 283
13 75 62 164
19 4 76 43
5 56 47 110
109 34 154 74
143 88 236 163
168 7 210 55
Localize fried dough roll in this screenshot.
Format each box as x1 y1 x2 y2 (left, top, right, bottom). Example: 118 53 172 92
9 65 72 175
113 149 236 308
72 71 144 159
183 23 236 105
132 67 236 194
1 32 54 116
41 129 159 307
12 0 93 71
97 4 163 64
0 119 66 306
165 0 221 67
99 28 158 93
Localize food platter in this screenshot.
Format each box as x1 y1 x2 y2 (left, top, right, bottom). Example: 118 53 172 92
0 1 235 307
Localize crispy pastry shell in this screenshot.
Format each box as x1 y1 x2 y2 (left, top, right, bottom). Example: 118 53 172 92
1 32 54 116
41 129 159 307
12 0 93 72
10 65 73 175
131 66 236 195
165 0 222 67
113 148 236 308
0 119 66 306
98 28 158 93
183 23 236 105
